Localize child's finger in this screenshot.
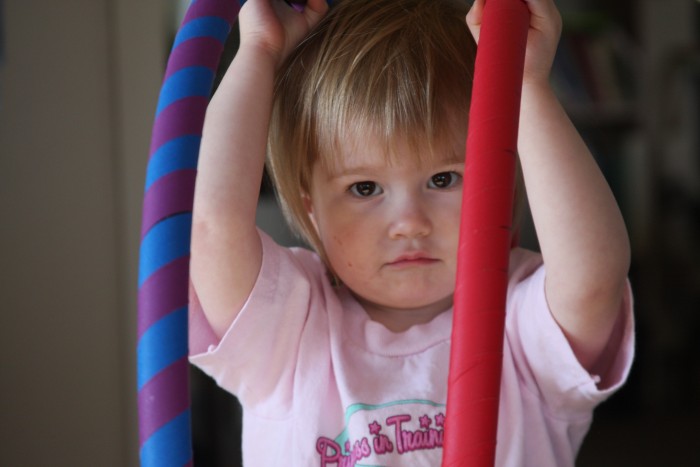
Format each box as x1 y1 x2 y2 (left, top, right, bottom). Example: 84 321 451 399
280 0 327 31
523 0 562 37
466 0 485 43
523 0 559 16
304 0 329 26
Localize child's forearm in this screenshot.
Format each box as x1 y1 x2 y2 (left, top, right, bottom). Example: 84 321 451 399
191 46 278 337
195 46 276 228
517 81 630 372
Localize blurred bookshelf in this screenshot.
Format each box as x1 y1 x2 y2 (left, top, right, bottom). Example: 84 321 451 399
555 1 700 466
554 12 641 127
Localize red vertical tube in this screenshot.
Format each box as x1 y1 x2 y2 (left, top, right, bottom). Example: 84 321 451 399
443 1 530 466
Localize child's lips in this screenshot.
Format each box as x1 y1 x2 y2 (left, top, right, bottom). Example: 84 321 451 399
386 252 438 267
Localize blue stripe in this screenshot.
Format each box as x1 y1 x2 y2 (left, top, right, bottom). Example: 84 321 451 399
146 135 201 191
140 410 193 467
173 16 231 49
139 213 192 287
137 307 188 391
156 67 215 116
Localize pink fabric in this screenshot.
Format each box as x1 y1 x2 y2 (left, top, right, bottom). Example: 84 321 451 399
189 231 634 466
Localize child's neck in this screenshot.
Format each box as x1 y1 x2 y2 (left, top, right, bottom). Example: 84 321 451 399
354 294 453 333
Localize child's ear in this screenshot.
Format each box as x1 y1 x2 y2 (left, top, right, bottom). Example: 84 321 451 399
302 192 320 234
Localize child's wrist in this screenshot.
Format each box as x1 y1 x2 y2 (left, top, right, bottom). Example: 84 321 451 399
237 40 283 71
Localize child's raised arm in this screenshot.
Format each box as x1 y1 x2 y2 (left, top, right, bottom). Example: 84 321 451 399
191 0 328 339
468 0 631 375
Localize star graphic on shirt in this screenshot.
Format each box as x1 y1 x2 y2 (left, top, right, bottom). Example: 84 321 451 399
435 413 446 427
419 414 432 429
369 421 382 435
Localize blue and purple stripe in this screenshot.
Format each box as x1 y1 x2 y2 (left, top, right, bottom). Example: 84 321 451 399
137 1 241 465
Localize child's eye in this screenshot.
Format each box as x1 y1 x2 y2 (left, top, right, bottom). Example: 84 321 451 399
349 181 383 197
428 171 462 189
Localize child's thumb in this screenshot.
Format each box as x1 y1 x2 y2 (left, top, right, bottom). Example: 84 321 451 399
466 0 484 43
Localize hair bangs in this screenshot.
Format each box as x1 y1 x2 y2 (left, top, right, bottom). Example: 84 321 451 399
311 2 474 174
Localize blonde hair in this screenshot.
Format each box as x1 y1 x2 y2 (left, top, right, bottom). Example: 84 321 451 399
267 0 476 257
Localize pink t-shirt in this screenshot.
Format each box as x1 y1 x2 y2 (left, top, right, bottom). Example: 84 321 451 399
190 230 634 466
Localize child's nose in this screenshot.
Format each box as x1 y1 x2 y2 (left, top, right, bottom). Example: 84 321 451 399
387 195 432 239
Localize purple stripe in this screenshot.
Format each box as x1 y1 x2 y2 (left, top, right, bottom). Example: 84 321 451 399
141 170 196 238
149 97 209 157
138 357 191 446
164 36 225 81
183 0 240 24
138 257 189 340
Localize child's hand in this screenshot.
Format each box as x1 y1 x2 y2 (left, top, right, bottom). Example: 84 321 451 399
466 0 562 87
239 0 328 68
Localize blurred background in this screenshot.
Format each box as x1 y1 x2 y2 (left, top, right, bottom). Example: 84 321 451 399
1 0 698 465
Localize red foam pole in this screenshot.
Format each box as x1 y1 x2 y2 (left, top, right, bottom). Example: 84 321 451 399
442 1 529 466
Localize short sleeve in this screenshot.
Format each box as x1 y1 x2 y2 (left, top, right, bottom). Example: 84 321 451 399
188 230 327 413
506 256 635 417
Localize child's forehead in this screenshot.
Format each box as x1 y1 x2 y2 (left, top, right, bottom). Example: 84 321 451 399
319 131 466 176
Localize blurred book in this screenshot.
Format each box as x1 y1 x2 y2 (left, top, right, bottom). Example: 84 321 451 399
552 12 640 125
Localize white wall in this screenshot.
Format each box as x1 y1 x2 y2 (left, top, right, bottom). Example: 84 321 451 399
0 1 165 465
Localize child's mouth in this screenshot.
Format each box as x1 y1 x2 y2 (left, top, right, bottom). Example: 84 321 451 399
387 253 438 267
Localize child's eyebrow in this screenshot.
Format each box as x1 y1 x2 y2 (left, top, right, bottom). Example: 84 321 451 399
324 164 385 180
325 157 464 181
441 153 467 165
